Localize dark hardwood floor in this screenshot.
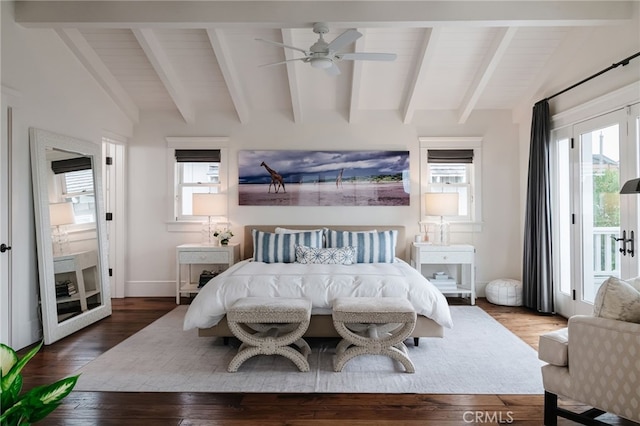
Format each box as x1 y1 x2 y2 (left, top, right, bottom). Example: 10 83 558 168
15 297 628 425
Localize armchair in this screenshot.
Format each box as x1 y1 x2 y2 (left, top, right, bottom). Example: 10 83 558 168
539 314 640 425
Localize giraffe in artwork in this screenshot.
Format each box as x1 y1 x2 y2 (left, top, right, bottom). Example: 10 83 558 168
260 161 286 193
336 168 344 189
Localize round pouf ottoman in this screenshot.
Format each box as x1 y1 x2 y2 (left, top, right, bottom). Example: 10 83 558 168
485 279 523 306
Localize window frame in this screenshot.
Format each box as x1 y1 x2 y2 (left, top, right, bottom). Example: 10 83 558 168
419 137 483 226
166 137 229 231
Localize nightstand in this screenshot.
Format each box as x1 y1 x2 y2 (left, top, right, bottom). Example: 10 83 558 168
411 243 475 305
54 250 100 313
176 243 240 304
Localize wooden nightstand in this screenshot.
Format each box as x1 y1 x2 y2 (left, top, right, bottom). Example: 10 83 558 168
176 243 240 304
411 243 476 305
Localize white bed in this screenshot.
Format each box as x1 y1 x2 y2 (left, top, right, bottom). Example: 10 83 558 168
184 225 452 344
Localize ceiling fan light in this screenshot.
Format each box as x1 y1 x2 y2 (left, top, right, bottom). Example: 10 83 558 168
310 57 333 69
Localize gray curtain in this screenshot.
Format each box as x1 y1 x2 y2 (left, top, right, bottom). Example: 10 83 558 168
523 100 554 313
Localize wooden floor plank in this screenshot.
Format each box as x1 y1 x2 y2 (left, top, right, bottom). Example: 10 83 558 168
17 297 631 425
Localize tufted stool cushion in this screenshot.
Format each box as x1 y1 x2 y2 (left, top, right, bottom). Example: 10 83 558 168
485 279 523 306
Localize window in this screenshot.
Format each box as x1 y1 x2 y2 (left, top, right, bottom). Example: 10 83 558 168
166 138 229 223
419 137 482 223
52 156 95 224
175 149 221 220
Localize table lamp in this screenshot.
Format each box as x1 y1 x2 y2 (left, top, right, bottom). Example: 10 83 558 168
192 193 227 244
424 192 459 245
50 202 75 255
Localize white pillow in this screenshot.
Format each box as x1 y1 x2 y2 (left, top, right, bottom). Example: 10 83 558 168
593 276 640 323
295 245 355 265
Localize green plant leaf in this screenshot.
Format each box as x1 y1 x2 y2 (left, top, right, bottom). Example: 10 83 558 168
25 401 61 424
1 373 22 412
1 375 78 424
0 344 18 377
1 341 42 393
24 375 79 407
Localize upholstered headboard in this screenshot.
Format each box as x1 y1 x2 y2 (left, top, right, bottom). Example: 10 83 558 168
243 225 406 261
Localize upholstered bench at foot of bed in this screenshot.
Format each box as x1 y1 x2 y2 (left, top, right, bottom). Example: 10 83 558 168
332 297 417 373
227 297 312 372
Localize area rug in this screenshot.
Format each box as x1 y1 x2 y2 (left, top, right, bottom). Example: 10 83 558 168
74 305 544 394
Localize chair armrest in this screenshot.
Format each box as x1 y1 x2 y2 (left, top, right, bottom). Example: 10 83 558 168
538 327 568 366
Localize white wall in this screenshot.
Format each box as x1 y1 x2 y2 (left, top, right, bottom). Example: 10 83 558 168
126 108 521 297
1 2 132 349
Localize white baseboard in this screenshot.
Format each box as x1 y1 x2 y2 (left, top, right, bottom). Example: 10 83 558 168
125 281 175 297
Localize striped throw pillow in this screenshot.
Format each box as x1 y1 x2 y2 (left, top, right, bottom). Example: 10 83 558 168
252 229 324 263
325 229 398 263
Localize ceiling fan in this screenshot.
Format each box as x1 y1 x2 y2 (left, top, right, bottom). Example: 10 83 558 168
256 22 397 75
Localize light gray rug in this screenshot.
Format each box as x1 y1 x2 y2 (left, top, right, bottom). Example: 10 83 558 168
75 305 544 394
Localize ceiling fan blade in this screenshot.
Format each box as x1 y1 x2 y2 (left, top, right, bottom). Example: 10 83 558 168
255 38 309 55
340 52 397 61
327 29 362 52
325 62 341 76
259 58 307 68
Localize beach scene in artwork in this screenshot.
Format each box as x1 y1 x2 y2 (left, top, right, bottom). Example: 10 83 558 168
238 150 410 206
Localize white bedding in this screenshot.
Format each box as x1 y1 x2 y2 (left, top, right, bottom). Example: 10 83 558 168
183 259 453 330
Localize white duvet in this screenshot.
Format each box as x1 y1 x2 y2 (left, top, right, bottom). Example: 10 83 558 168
183 259 453 330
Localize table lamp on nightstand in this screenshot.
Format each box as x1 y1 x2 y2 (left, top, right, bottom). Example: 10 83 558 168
424 192 458 245
192 193 227 244
50 202 75 256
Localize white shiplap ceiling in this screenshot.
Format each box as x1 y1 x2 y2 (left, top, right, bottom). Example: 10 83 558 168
14 1 638 125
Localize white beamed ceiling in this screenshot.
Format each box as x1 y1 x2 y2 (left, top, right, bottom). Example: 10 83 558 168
15 0 638 124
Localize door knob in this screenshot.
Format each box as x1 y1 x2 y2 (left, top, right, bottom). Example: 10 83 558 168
0 243 11 253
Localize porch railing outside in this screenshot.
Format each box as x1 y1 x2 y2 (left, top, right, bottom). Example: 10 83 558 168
593 226 620 278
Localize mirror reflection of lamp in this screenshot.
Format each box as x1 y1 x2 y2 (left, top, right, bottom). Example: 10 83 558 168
424 192 459 245
192 193 227 245
50 202 75 256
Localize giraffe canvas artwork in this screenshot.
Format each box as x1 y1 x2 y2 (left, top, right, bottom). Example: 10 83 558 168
238 150 410 206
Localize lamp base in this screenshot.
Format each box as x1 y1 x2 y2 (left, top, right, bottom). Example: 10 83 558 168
52 228 70 256
432 220 451 245
201 221 217 245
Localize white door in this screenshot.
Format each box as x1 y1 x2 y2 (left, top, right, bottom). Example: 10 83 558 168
0 103 12 344
102 139 126 298
553 105 640 317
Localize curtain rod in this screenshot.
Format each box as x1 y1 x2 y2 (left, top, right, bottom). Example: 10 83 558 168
543 51 640 103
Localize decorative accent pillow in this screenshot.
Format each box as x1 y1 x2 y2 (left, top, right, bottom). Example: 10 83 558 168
325 229 397 263
593 276 640 324
252 229 324 263
295 245 355 265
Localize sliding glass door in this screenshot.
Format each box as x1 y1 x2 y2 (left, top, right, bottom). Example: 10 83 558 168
552 105 640 317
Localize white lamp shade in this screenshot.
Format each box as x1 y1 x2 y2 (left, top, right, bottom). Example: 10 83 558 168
424 192 459 216
192 193 226 216
50 202 75 226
